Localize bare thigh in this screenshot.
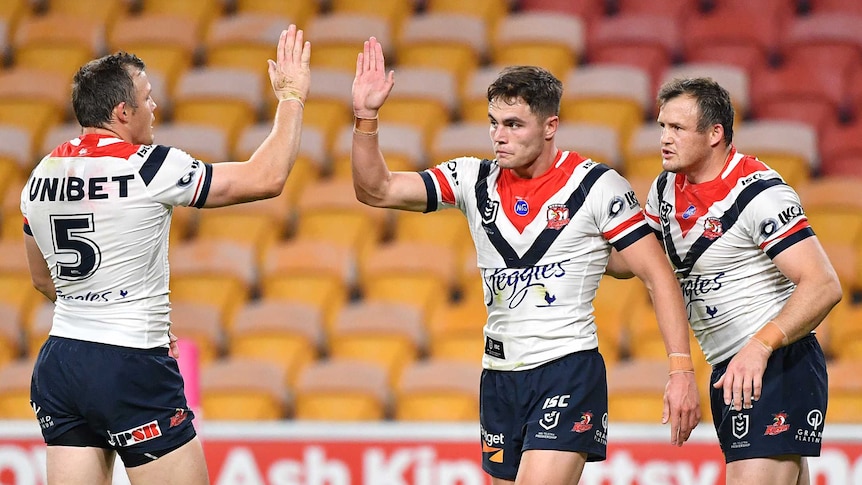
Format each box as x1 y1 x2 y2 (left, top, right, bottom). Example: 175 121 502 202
125 436 209 485
46 446 116 485
726 455 805 485
490 449 587 485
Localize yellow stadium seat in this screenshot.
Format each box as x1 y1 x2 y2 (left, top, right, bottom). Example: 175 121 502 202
233 0 320 29
425 0 510 35
329 0 413 39
295 68 355 154
734 120 817 189
429 121 493 164
392 209 473 271
607 359 668 423
394 359 482 421
623 123 663 179
826 359 862 423
25 301 52 358
330 122 426 179
594 275 648 367
555 122 622 170
0 359 36 419
426 300 486 364
293 359 391 421
200 358 288 420
44 0 127 27
13 14 102 81
138 0 223 39
460 67 501 123
0 303 22 367
0 68 68 158
307 13 391 74
798 177 862 247
380 67 458 152
490 12 584 80
169 301 225 366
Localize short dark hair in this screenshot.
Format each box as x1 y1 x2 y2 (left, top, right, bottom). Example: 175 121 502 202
72 52 146 128
487 66 562 120
657 77 734 145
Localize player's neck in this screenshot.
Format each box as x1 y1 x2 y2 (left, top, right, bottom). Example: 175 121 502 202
81 126 126 141
685 146 733 185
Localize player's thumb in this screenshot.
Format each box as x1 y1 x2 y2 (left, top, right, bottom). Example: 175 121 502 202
713 373 725 388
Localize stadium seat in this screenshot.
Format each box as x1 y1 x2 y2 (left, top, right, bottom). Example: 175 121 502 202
0 68 69 158
293 358 391 421
259 239 354 333
822 300 862 362
518 0 606 25
392 209 473 271
682 12 781 74
425 299 486 364
806 0 862 14
825 358 862 423
293 178 392 261
460 66 502 122
796 177 862 247
424 0 510 35
358 241 458 319
234 122 325 204
623 122 663 179
27 301 52 357
228 300 324 387
44 0 127 27
38 123 82 159
586 14 680 90
0 358 36 419
171 67 264 155
138 0 223 39
554 122 622 170
818 120 862 178
594 275 649 366
379 67 459 152
328 301 426 386
561 64 652 151
429 122 493 164
0 239 47 332
396 13 488 94
169 301 225 366
0 0 28 38
295 68 354 155
780 13 862 81
150 123 230 162
331 122 426 178
660 62 751 122
329 0 413 39
200 358 289 420
1 178 28 242
232 0 320 28
168 240 257 330
733 120 818 189
490 12 585 80
607 359 668 422
612 0 700 23
625 175 654 207
307 13 391 74
394 359 481 421
0 125 33 191
0 303 22 367
12 14 103 81
108 14 199 94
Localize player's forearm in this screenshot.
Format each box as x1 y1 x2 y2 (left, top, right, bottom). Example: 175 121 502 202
760 275 842 350
351 117 394 207
246 99 305 198
649 279 694 356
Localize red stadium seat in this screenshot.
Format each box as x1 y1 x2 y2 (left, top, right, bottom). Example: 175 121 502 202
682 12 781 74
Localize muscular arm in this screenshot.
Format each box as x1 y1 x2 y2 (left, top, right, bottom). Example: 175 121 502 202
25 234 56 302
351 36 429 212
615 234 700 445
203 25 310 208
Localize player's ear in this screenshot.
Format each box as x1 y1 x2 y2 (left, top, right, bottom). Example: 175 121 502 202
709 123 724 148
545 115 559 141
115 102 128 122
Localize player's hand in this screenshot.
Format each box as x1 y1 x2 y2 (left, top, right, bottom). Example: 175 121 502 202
352 36 394 119
663 372 700 446
713 340 770 411
169 331 180 359
268 24 311 105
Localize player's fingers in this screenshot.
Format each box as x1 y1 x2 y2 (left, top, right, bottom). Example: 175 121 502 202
662 392 670 425
277 28 288 66
742 375 754 409
752 374 763 403
291 28 304 64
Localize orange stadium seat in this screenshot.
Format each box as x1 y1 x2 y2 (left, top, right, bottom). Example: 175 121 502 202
0 358 36 419
607 359 668 423
490 12 585 81
586 14 680 91
554 122 621 170
429 121 493 164
825 358 862 423
259 239 354 333
380 67 459 152
171 67 264 156
229 300 325 387
425 299 486 364
200 358 289 420
623 122 663 179
396 13 488 95
232 0 320 28
293 358 391 421
331 122 426 178
660 62 751 122
108 14 199 95
796 177 862 247
594 275 649 367
234 122 325 205
0 68 69 158
13 14 103 81
823 301 862 362
358 241 458 319
732 120 818 189
307 13 391 73
0 303 22 367
561 64 652 151
394 358 482 421
682 12 781 74
0 0 29 39
169 301 225 366
328 301 426 386
169 240 257 330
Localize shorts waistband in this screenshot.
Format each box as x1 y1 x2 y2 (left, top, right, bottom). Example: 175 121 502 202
49 336 170 356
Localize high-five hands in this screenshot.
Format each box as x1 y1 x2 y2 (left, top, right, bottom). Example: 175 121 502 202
352 36 395 119
269 24 311 106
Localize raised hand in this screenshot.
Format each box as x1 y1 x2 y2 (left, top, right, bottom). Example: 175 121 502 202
268 24 311 105
352 36 395 119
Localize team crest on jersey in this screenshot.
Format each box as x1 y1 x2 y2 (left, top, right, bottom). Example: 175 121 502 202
703 217 723 239
546 204 570 230
572 412 593 433
765 412 791 436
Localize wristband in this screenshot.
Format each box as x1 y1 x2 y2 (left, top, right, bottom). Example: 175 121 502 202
668 352 694 376
353 116 379 136
750 321 787 353
281 97 304 108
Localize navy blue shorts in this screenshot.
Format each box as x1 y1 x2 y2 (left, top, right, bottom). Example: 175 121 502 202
480 349 608 481
30 336 197 467
710 334 827 463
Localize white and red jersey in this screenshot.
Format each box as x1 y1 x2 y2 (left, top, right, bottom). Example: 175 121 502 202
643 148 813 364
422 150 650 371
20 133 212 349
